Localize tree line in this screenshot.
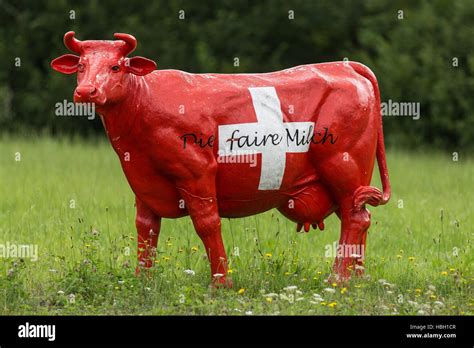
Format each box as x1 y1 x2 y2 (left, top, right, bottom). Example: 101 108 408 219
0 0 473 151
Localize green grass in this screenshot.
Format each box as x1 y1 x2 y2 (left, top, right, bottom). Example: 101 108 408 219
0 135 472 315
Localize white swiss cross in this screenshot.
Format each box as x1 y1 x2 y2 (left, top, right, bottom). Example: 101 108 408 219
218 87 314 190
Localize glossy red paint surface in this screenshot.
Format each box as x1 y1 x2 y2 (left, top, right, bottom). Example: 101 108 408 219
52 32 391 286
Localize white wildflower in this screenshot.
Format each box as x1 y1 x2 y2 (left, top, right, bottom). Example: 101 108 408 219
311 294 324 303
68 294 75 304
263 293 279 298
420 304 431 311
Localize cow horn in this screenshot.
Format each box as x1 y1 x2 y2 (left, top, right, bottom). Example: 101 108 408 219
114 33 137 56
64 31 82 54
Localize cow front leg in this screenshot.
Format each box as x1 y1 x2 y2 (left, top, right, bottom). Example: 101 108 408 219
178 186 231 288
333 197 370 281
135 197 161 272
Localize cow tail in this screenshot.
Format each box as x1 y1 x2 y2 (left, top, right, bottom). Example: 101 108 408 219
350 62 391 205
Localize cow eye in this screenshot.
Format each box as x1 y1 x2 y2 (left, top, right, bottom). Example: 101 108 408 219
77 63 84 72
111 65 120 72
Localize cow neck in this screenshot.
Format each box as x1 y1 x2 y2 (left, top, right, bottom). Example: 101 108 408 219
98 74 145 144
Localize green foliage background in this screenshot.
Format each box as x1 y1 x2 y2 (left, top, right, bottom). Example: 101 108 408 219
0 0 473 150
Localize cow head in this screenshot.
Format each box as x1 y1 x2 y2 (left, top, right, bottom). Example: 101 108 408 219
51 32 156 106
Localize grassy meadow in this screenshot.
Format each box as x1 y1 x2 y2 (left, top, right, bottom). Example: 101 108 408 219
0 135 472 315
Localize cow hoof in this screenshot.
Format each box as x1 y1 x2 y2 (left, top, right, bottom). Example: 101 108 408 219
331 257 366 284
328 272 351 286
135 263 156 278
211 277 233 289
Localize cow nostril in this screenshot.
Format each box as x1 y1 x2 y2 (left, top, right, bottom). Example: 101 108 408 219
75 86 97 99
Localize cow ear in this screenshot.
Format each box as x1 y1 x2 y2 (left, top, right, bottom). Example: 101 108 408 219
51 54 80 74
125 56 156 76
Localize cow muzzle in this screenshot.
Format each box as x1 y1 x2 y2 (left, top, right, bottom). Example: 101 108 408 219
74 85 106 105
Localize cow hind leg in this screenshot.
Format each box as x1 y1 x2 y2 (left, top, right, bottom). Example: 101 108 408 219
333 195 372 281
314 153 381 281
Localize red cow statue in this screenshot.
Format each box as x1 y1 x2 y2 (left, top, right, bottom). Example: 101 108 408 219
51 32 391 287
